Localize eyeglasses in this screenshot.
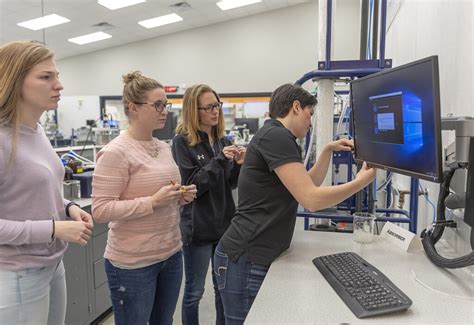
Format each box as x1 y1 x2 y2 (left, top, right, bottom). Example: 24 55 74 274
198 101 223 113
134 101 172 112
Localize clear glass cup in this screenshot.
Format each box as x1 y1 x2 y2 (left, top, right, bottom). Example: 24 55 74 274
353 212 375 243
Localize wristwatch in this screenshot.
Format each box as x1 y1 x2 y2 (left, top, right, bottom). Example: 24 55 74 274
65 201 80 218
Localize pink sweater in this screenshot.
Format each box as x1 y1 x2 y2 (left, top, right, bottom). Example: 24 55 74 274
92 134 182 265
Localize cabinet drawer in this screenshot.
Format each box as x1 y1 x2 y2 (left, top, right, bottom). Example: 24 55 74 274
92 222 109 237
93 259 107 289
63 244 90 325
92 231 108 262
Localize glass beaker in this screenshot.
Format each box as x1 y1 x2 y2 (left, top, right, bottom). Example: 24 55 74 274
353 212 375 243
242 129 250 143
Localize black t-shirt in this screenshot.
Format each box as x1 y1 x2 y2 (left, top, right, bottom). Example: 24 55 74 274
219 119 302 266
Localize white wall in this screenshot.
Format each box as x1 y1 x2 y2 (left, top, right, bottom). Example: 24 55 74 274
385 0 473 236
333 0 362 60
57 96 100 137
54 1 361 137
57 1 361 97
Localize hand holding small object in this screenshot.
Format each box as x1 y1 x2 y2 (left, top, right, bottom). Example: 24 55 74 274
234 146 247 165
180 185 197 204
223 145 237 160
152 182 182 208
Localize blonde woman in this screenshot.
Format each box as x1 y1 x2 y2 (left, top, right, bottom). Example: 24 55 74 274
0 41 93 324
172 84 245 325
92 71 197 325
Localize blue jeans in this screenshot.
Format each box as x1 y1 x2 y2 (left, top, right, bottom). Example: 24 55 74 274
105 251 183 325
213 243 269 325
0 261 66 325
182 242 225 325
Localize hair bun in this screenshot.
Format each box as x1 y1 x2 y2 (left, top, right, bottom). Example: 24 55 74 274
122 71 143 84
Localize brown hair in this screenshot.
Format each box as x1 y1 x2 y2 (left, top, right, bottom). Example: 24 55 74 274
0 40 54 164
269 83 317 118
176 84 225 146
122 71 163 116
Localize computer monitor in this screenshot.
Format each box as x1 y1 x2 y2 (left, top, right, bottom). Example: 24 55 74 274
351 56 443 183
153 112 177 140
234 118 259 135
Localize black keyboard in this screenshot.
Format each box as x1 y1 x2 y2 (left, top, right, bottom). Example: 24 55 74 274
313 252 412 318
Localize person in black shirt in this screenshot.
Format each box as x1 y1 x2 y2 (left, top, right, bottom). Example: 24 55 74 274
214 84 376 324
172 84 245 325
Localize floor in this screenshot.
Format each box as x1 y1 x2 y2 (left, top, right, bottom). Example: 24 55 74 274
98 266 216 324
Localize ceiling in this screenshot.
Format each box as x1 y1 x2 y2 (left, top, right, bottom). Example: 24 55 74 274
0 0 309 60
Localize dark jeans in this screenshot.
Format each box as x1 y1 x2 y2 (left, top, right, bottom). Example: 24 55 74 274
182 242 225 325
104 251 183 325
213 243 269 325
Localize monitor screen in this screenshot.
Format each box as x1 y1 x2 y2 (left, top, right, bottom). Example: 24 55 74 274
351 56 443 182
234 118 259 134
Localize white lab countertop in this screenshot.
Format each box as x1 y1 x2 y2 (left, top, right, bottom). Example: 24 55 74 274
75 198 92 208
245 222 474 324
53 145 104 152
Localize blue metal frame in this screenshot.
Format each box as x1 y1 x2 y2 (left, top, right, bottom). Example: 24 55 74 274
296 0 419 234
295 68 384 85
317 59 392 71
325 0 333 70
379 0 388 68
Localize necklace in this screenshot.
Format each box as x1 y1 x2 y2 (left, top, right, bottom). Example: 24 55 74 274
127 131 159 158
143 139 159 158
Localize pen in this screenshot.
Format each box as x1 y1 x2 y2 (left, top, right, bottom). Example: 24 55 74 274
170 180 187 192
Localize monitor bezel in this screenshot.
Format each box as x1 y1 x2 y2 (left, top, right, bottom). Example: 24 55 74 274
234 117 260 134
350 55 443 183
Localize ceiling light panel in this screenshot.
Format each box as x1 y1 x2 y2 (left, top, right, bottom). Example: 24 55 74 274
17 14 70 31
138 13 183 29
68 32 112 45
216 0 262 11
98 0 146 10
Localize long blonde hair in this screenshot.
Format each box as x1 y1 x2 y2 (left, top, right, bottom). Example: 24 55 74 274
176 84 225 146
0 41 54 163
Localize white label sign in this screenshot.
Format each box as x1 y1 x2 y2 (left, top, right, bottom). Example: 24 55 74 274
380 222 421 251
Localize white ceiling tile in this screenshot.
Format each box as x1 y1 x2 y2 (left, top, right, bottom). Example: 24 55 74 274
1 0 315 58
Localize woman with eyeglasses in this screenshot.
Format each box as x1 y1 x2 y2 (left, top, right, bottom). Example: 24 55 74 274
172 84 245 325
92 71 197 325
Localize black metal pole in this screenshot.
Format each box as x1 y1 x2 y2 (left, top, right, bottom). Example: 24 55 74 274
379 0 388 68
325 0 333 70
359 0 369 59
